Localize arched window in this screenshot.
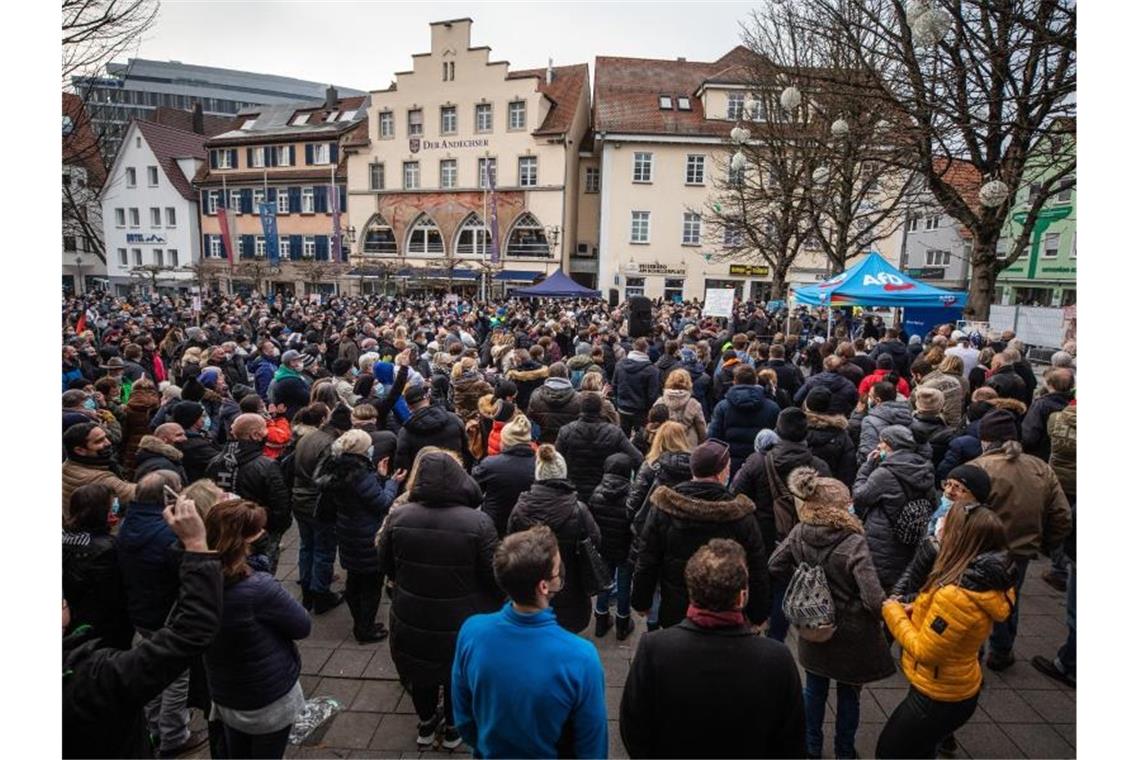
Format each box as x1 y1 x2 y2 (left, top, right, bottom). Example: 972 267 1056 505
454 213 491 257
405 214 444 256
362 215 397 255
505 213 551 258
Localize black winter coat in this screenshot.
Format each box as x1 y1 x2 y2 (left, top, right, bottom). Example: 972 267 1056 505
472 444 536 537
631 480 770 628
205 440 292 534
1022 391 1073 460
133 436 188 485
62 552 222 760
556 413 645 503
290 424 339 518
986 365 1028 404
588 472 634 564
377 453 500 685
911 413 955 471
731 441 831 554
890 535 939 602
614 356 660 415
324 453 398 574
508 479 603 634
852 451 937 590
1013 360 1039 406
708 385 781 477
792 371 859 416
63 530 134 650
620 620 806 759
679 359 713 418
762 359 804 398
394 405 467 472
804 412 858 487
527 379 582 444
628 451 693 550
869 339 912 380
178 431 221 483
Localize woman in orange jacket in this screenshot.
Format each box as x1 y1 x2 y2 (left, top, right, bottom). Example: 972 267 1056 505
876 503 1015 759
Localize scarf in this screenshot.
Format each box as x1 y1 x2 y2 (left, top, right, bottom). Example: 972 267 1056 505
67 450 115 470
272 364 305 383
685 604 746 629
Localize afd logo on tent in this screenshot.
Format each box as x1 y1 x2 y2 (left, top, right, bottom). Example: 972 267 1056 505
863 273 915 291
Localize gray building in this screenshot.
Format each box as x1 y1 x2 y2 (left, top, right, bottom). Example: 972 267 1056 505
72 58 365 164
897 211 972 290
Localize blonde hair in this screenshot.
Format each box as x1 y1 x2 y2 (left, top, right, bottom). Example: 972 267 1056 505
940 354 964 375
665 369 692 391
181 479 225 520
647 421 692 464
922 503 1008 593
451 356 479 381
757 368 778 388
579 372 605 393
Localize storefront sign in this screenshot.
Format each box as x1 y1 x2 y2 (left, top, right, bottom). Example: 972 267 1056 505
627 262 687 276
126 233 166 245
412 137 491 153
729 264 770 277
907 267 946 280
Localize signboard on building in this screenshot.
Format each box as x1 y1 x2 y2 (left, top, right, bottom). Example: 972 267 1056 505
704 287 735 318
729 264 770 277
414 137 491 151
627 262 687 276
907 267 946 280
126 233 166 245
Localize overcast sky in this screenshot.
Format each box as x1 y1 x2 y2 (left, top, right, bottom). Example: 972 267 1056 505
130 0 757 92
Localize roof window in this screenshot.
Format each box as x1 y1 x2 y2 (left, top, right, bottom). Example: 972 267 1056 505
658 95 673 110
291 112 310 126
676 96 691 111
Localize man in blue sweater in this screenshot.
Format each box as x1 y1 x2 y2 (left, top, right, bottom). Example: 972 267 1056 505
452 525 608 758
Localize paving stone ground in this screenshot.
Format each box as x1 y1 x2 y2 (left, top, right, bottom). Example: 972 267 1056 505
190 526 1075 759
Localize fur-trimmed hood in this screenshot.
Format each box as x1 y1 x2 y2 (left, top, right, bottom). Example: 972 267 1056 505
991 397 1027 417
805 409 848 431
135 435 183 461
478 393 497 418
650 482 756 522
507 365 549 383
796 498 864 534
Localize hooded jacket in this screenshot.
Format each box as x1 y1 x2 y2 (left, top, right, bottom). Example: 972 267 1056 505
64 529 134 651
323 453 398 574
973 445 1072 560
614 352 661 415
1021 391 1074 461
731 441 831 553
377 453 500 685
793 371 859 417
132 435 188 485
205 440 292 534
709 385 780 477
506 360 549 411
768 498 896 685
804 411 857 487
852 439 938 590
566 354 603 389
249 355 278 401
854 399 915 460
394 404 467 472
631 480 770 629
883 551 1015 701
120 386 161 473
556 412 645 503
450 371 494 423
627 451 693 553
268 365 310 422
656 389 708 449
679 357 714 417
588 462 635 565
910 412 954 470
472 444 536 537
527 377 582 444
869 339 912 380
508 479 603 634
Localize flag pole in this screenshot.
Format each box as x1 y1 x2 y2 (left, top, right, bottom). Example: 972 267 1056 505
482 172 488 302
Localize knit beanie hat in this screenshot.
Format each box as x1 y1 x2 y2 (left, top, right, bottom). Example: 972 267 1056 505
534 444 568 480
501 414 533 448
690 439 731 478
945 464 992 505
328 403 353 433
680 347 697 363
914 387 945 414
171 401 205 429
197 367 221 389
804 386 832 414
180 376 206 402
880 424 918 451
754 428 780 453
333 429 372 456
788 466 852 513
979 409 1019 443
776 407 808 443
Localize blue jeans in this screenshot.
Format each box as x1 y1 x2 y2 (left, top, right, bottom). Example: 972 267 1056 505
803 672 861 758
594 561 632 617
1056 561 1076 677
296 514 337 594
988 555 1030 657
767 576 789 642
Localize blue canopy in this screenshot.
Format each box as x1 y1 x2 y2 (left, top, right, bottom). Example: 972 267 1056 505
791 252 966 308
512 269 601 299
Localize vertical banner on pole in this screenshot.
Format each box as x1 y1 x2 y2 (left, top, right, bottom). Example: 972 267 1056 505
259 202 280 264
488 166 501 264
217 206 236 265
329 167 343 262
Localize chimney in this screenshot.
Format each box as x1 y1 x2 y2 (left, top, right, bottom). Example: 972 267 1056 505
546 58 554 85
191 101 204 134
677 57 686 62
325 85 338 110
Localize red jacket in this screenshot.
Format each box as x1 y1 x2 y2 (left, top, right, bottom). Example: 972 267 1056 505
858 369 911 399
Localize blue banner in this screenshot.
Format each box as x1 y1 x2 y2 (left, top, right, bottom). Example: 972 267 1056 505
258 202 280 263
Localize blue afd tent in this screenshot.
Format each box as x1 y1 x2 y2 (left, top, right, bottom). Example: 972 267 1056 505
791 252 966 309
512 269 601 299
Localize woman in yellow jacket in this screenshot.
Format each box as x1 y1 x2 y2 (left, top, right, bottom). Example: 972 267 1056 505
876 503 1016 759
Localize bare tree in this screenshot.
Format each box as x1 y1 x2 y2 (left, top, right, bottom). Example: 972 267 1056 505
801 0 1076 318
128 263 167 293
233 258 277 295
296 259 344 295
62 0 159 86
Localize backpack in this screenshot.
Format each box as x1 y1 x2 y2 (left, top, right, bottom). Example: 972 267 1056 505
782 533 841 642
887 473 936 546
570 367 586 390
763 453 798 538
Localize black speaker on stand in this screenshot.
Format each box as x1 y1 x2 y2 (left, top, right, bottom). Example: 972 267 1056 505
628 295 653 338
608 288 620 309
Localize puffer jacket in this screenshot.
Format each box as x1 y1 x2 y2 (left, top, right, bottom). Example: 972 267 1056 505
508 479 603 634
680 358 713 418
290 424 340 518
555 412 645 503
883 551 1015 701
853 399 915 460
631 480 770 629
450 372 494 422
792 371 858 416
394 404 467 472
731 441 831 553
768 501 895 685
527 378 582 444
656 389 708 449
613 352 660 415
324 453 398 574
588 470 634 564
63 530 134 650
132 435 189 485
205 440 292 535
506 361 549 411
858 369 912 399
377 453 500 685
973 445 1072 560
628 451 693 549
709 385 780 477
852 444 938 591
472 444 536 537
116 501 181 631
804 411 857 487
911 413 954 472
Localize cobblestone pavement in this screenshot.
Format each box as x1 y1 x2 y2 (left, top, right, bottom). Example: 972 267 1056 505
190 525 1075 759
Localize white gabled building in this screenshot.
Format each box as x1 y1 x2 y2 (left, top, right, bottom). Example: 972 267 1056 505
100 120 211 295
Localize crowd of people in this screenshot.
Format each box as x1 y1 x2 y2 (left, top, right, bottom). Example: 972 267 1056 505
61 290 1076 759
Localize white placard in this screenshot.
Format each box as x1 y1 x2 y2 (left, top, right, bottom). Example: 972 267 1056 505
191 296 201 313
703 288 735 318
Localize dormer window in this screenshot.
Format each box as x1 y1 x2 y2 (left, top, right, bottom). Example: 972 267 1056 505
658 95 673 110
292 113 310 126
241 118 257 130
339 110 356 121
677 96 691 111
325 111 339 122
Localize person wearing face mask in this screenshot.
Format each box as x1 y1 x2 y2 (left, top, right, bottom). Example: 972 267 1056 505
205 414 293 575
331 359 360 407
322 429 405 643
249 340 280 402
172 401 222 483
268 349 311 423
62 422 137 511
451 525 608 759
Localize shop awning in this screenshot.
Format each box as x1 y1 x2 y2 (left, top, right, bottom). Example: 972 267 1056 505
493 270 543 282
